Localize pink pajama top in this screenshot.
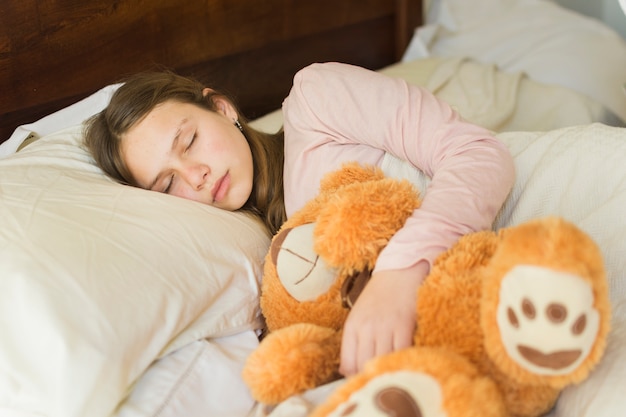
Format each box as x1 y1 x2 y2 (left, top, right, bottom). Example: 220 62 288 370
281 62 515 274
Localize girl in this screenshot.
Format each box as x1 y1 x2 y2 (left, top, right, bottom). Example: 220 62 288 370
84 62 515 377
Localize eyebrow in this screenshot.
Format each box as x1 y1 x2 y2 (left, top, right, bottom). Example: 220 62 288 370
147 118 187 190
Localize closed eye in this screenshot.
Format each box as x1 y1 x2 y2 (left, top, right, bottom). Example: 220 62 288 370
163 173 175 194
185 132 197 152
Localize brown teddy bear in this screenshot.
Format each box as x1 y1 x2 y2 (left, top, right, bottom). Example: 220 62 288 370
242 163 611 417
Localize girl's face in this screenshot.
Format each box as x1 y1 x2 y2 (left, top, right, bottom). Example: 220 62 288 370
121 98 253 211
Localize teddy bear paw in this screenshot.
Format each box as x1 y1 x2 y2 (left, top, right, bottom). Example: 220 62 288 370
321 371 447 417
311 348 506 417
492 265 602 379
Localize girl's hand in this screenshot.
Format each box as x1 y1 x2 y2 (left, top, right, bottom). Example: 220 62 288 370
338 261 429 377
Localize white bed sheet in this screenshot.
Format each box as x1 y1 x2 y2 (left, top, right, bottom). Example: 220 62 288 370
114 331 259 417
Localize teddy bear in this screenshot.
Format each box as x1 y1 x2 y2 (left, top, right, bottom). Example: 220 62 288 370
242 163 611 417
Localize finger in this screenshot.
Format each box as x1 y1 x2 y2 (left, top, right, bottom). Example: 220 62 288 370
356 332 376 374
372 330 394 361
392 325 414 352
339 326 358 376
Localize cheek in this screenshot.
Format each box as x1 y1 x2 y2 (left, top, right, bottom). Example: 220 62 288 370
206 124 243 154
169 186 187 200
207 134 232 154
170 184 202 203
195 136 226 159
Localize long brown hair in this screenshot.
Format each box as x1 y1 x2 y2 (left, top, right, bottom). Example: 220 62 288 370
83 71 286 234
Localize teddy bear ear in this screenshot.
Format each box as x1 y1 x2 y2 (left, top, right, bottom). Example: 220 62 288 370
318 162 384 194
270 226 292 265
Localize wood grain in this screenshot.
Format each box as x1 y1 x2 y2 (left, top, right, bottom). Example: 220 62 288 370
0 0 422 142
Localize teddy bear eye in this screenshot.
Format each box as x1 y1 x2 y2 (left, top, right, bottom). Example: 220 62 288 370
522 298 536 319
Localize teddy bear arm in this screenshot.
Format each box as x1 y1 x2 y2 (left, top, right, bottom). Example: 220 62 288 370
414 230 498 358
242 323 343 404
314 178 420 272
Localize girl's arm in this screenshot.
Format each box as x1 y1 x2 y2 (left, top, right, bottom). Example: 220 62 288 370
283 62 514 273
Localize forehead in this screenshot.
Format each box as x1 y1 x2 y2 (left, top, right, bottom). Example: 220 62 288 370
121 101 189 187
135 100 190 131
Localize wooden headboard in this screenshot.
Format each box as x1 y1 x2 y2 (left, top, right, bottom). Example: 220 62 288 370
0 0 422 143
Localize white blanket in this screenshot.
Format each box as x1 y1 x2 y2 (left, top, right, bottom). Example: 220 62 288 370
380 58 620 132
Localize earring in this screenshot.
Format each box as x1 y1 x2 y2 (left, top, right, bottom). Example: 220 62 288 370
234 119 244 132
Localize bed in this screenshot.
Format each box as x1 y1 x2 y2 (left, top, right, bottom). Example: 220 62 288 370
1 1 625 416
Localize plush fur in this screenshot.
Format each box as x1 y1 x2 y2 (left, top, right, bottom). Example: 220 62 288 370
242 163 611 417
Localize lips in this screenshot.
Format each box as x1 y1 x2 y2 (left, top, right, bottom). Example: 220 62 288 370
211 172 230 203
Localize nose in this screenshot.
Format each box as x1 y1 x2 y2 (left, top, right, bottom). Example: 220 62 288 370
181 163 209 190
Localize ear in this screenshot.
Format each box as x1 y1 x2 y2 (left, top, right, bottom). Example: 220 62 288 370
205 89 238 120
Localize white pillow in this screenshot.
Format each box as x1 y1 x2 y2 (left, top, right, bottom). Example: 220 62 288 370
403 0 626 123
0 83 121 157
0 126 270 417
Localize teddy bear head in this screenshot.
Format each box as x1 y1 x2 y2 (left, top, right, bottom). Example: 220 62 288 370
259 163 421 333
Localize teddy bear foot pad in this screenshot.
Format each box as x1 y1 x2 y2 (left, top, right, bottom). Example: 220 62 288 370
494 264 601 378
323 371 445 417
312 348 506 417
